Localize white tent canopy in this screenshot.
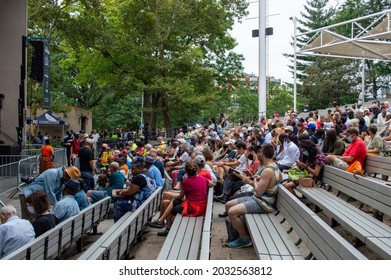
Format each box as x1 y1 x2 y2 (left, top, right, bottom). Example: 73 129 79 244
292 9 391 111
298 9 391 61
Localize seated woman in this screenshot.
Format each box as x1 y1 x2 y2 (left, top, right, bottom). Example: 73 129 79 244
112 162 155 223
282 140 327 197
26 190 56 237
366 124 382 156
147 161 209 236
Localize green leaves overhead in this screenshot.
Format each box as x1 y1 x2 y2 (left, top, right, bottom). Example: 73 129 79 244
28 0 249 130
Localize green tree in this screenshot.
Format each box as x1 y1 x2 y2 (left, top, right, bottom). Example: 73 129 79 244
27 0 249 133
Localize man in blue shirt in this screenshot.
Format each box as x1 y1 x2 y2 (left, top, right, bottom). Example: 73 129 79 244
0 205 35 258
51 179 81 224
19 166 81 222
144 155 164 188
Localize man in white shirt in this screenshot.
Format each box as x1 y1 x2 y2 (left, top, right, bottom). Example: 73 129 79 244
377 106 390 127
277 133 300 172
0 205 35 258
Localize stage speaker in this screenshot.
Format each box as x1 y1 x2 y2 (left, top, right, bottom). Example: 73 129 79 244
30 41 44 83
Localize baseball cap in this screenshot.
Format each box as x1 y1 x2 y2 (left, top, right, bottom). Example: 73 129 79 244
102 143 109 149
285 126 293 132
194 155 205 165
144 156 156 164
236 141 246 150
307 123 316 131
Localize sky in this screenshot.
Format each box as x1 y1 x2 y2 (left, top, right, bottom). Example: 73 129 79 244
229 0 337 84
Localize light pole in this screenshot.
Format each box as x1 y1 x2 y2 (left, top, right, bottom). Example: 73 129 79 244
258 0 267 119
293 17 297 113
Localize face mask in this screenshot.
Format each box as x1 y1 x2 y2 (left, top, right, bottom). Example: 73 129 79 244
346 136 353 142
27 206 35 215
303 150 309 157
248 154 254 160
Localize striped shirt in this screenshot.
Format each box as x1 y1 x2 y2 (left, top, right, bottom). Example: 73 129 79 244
252 165 280 213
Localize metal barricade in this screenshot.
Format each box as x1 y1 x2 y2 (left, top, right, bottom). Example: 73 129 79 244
21 149 42 157
0 148 66 199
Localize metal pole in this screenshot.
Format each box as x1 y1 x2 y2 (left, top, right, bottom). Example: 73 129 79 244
258 0 267 118
293 17 297 113
361 59 365 103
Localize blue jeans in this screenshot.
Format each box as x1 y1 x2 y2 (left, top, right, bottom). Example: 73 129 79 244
81 171 94 192
177 169 186 183
114 199 133 223
278 165 291 172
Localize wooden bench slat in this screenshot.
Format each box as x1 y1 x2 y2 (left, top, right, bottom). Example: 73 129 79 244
299 187 391 239
278 186 367 260
79 187 162 260
157 214 184 260
187 216 204 260
366 237 391 260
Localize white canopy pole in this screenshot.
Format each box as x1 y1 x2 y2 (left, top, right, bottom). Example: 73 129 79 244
293 17 297 113
258 0 267 118
361 59 365 103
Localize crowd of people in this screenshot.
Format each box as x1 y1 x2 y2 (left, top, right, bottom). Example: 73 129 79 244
2 101 391 258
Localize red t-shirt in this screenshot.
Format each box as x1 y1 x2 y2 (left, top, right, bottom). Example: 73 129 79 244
71 139 80 155
198 169 212 181
181 176 208 202
342 138 367 167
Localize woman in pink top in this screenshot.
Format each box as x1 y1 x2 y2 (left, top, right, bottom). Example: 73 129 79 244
147 161 208 236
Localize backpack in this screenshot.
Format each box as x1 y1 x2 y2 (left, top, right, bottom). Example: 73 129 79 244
140 173 156 192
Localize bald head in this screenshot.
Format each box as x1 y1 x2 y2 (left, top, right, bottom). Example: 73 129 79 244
109 162 120 172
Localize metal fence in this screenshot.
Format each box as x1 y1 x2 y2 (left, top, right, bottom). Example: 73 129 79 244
0 148 66 196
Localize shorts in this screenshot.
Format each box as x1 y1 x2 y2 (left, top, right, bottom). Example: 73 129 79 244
172 198 184 215
235 196 268 214
332 158 349 170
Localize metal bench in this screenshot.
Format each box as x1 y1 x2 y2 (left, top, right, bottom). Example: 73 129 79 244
365 155 391 181
1 196 111 260
246 185 366 260
296 165 391 259
200 188 214 260
157 188 214 260
78 187 163 260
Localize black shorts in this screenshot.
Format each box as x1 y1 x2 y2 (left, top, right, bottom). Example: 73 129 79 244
172 198 184 215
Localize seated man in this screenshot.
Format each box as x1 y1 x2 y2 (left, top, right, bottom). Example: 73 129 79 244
225 144 282 248
144 155 164 188
51 179 81 224
87 162 126 203
276 133 300 172
0 205 35 258
112 162 156 223
327 127 367 171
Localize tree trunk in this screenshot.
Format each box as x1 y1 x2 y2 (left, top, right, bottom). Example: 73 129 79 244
160 93 172 138
372 77 377 100
149 93 160 138
143 90 152 128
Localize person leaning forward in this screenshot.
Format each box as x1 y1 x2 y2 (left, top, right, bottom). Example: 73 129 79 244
19 166 81 222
